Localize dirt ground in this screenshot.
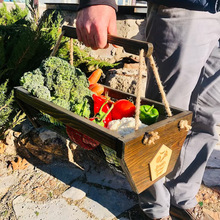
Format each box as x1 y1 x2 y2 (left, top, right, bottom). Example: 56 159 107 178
0 127 219 220
196 184 220 219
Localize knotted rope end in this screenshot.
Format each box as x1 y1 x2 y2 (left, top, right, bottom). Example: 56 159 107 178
143 131 160 145
178 120 192 131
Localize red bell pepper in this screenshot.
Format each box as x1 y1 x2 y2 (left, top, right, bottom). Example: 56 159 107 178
90 100 114 127
92 94 112 127
66 125 100 150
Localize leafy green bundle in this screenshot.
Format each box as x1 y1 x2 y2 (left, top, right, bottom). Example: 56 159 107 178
20 56 93 119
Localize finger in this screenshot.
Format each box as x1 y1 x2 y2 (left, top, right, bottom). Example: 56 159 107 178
107 12 118 48
108 10 117 35
84 27 98 49
89 26 101 50
104 43 110 49
92 34 99 50
95 27 108 49
83 29 91 47
76 12 91 47
77 26 97 49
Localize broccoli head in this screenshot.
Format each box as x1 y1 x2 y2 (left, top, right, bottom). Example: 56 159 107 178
31 85 51 101
20 68 44 93
52 97 70 111
74 68 90 88
41 56 77 91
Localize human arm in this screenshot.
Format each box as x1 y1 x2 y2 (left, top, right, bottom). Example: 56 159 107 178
76 1 118 50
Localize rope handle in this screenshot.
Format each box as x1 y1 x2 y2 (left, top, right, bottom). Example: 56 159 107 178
135 49 144 130
134 51 173 130
50 30 74 66
50 30 65 57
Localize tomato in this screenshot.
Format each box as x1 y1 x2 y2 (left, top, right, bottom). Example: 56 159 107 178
111 99 136 120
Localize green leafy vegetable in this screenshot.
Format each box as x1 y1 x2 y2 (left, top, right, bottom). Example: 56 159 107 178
20 57 93 122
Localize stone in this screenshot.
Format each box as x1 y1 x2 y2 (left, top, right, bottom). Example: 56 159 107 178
39 130 58 142
204 208 220 220
37 162 84 185
79 185 137 219
86 162 132 191
21 119 34 135
203 169 220 187
0 175 19 195
207 148 220 168
62 186 86 201
17 127 69 163
105 68 147 97
13 196 91 220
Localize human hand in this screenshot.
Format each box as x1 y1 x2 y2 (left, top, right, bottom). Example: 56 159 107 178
76 5 117 50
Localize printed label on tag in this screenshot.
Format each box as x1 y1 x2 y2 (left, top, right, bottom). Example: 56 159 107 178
149 144 172 181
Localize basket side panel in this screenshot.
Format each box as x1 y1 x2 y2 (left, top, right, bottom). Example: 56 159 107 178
122 113 192 194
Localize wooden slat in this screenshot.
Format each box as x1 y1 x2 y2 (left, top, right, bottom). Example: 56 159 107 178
103 86 184 116
14 86 124 153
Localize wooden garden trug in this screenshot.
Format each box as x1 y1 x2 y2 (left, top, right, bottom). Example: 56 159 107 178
14 26 192 194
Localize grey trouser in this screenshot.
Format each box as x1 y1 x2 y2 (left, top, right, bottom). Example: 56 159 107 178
139 3 220 219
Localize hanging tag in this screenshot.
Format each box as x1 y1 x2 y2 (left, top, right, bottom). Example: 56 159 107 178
149 144 172 181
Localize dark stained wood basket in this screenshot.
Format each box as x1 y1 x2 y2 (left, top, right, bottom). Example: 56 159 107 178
14 25 192 194
14 85 192 194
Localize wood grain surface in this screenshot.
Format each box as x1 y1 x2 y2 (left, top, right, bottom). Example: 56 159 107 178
122 113 192 193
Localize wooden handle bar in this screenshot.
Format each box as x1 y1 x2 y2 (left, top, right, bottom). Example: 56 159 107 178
62 25 153 57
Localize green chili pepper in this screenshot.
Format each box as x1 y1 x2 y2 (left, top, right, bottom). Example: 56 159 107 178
139 105 159 125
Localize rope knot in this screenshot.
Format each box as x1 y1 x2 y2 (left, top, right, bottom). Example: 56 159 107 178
143 131 160 145
179 120 192 131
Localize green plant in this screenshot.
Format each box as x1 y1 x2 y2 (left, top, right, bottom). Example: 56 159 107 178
0 80 14 128
198 201 203 207
0 80 26 139
1 210 8 217
0 2 116 138
34 211 39 216
72 41 118 74
0 2 67 139
0 3 66 91
0 2 28 26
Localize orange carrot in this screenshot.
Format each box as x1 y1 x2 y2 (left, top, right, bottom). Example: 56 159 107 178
88 69 103 85
90 83 104 96
89 83 97 90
